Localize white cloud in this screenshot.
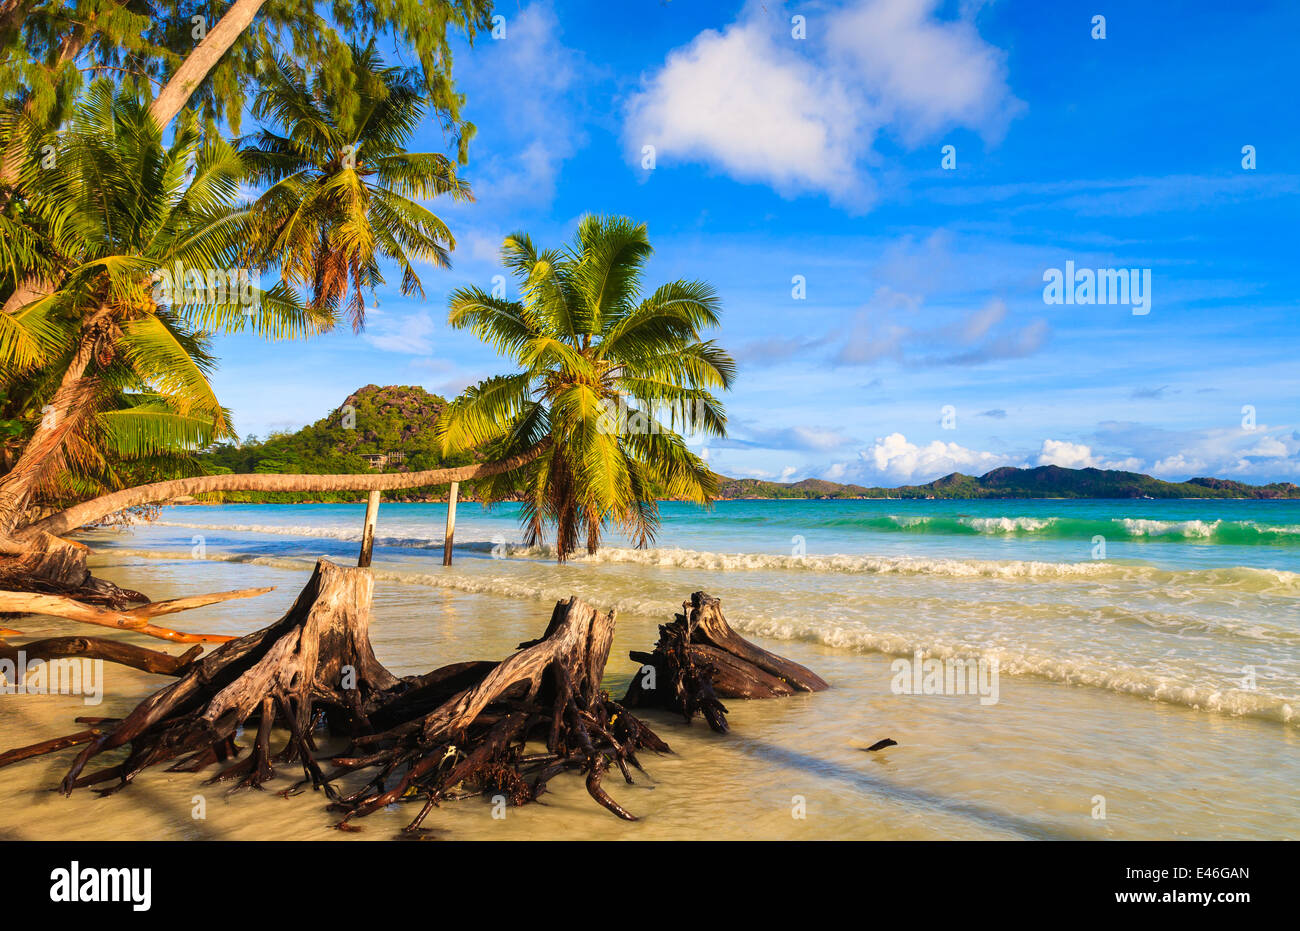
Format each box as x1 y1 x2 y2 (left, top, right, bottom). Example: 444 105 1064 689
1242 436 1288 458
826 0 1021 144
625 0 1022 204
859 431 1019 482
626 18 861 198
1147 426 1299 481
456 3 587 211
1037 439 1142 471
362 308 437 355
1150 453 1208 476
836 291 1049 366
1037 439 1095 469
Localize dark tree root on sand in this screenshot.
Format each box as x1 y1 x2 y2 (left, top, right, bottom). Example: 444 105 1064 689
0 560 670 833
0 532 148 608
325 596 670 833
50 558 398 796
622 591 829 733
0 636 202 676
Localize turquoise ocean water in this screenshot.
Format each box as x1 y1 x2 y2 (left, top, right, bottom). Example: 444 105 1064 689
93 497 1300 729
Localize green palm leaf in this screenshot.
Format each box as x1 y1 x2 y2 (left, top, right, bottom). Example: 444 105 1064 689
450 215 736 561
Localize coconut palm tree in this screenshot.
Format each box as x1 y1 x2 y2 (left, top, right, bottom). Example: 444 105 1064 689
435 215 736 562
240 42 472 331
0 80 322 535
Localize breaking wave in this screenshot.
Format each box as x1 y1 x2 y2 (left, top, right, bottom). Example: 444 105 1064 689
106 543 1300 728
153 515 1300 547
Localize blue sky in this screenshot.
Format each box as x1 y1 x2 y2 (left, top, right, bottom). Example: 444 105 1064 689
211 0 1300 486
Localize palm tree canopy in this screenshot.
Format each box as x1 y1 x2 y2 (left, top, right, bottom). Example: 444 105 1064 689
437 214 736 561
240 43 473 331
0 80 324 503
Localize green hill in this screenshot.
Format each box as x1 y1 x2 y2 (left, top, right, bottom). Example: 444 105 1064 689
193 385 1300 502
196 384 475 502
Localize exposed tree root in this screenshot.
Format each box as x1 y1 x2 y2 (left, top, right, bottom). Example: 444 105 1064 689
0 636 202 676
47 559 397 796
0 728 107 769
623 591 829 732
323 596 670 832
0 532 148 608
0 564 672 833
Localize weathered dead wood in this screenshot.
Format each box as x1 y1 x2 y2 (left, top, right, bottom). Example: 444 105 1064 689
0 531 149 608
0 637 202 676
325 596 670 832
19 533 90 587
687 592 829 692
623 591 829 732
0 729 105 769
41 559 397 796
0 571 670 834
0 586 271 643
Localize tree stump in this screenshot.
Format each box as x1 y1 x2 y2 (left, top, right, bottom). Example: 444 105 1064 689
0 531 149 607
53 558 398 795
0 571 672 833
622 591 829 733
326 596 670 832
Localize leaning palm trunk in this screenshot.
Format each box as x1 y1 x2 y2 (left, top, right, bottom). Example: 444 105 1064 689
0 311 108 534
20 439 550 540
1 0 270 314
146 0 269 131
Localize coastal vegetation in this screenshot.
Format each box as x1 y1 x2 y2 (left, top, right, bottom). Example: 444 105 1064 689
188 384 1300 503
241 43 471 331
0 0 749 826
195 384 474 502
436 215 735 560
0 1 526 578
717 467 1300 500
0 83 324 536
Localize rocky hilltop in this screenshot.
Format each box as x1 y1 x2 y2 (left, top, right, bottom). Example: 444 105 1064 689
196 387 1300 501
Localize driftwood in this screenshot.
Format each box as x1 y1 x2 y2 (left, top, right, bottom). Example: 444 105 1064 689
0 636 202 676
0 563 672 832
0 636 201 773
623 591 829 733
0 586 270 643
0 729 108 769
0 575 829 834
0 532 148 608
47 559 397 795
326 595 671 831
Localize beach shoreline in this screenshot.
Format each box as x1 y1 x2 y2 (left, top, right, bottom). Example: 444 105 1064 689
3 499 1297 840
0 547 1294 841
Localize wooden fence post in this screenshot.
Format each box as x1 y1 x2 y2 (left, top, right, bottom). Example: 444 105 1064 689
358 490 381 568
443 481 459 567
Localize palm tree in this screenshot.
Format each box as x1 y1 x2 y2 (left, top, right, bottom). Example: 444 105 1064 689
0 80 322 535
436 215 736 562
240 43 472 331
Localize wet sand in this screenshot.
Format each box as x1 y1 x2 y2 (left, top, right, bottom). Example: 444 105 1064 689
1 551 1295 841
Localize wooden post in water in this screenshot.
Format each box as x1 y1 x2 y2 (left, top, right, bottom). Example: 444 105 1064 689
358 490 381 568
443 481 459 567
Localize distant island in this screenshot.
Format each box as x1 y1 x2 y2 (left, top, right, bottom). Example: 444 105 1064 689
191 385 1300 503
717 468 1300 500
